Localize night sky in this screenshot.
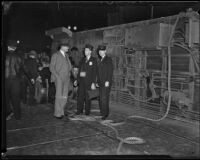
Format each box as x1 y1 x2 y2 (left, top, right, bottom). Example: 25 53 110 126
3 1 199 52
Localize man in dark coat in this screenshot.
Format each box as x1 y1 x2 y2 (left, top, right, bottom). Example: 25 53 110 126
24 50 39 83
97 45 114 120
76 44 98 115
23 50 39 105
5 43 24 120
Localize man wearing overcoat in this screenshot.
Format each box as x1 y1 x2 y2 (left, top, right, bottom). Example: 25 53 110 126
97 45 114 120
76 44 97 115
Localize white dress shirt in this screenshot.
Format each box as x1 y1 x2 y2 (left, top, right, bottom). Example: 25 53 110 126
86 55 91 62
60 50 65 58
101 55 105 61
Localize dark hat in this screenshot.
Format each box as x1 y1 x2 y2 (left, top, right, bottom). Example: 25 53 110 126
84 44 94 51
71 47 78 51
28 50 37 56
97 45 106 51
60 42 70 47
7 40 18 47
7 40 18 51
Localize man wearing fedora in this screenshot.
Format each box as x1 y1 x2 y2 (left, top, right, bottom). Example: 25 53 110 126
76 44 98 115
49 43 72 120
5 40 23 120
97 45 114 120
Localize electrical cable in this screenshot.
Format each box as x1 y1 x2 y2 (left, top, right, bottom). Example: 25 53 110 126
10 12 183 154
98 13 182 155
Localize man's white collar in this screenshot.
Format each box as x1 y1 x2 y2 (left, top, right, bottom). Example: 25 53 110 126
60 50 65 57
86 55 91 60
101 55 106 61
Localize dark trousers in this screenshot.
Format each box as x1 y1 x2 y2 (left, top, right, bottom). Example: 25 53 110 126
48 82 56 103
77 82 91 115
21 76 28 104
5 77 21 120
21 76 36 105
99 86 111 118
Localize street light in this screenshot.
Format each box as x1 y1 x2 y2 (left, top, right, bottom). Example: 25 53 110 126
68 26 71 30
73 26 77 31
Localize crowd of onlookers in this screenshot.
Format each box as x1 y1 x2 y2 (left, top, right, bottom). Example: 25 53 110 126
21 50 54 105
5 47 56 120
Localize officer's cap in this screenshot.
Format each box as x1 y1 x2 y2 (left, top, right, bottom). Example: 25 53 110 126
97 45 106 51
60 42 70 48
84 44 94 51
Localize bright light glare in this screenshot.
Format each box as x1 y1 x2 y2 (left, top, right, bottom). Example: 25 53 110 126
73 26 77 30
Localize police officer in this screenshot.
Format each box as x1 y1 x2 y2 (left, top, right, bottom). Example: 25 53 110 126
76 44 98 115
97 45 114 120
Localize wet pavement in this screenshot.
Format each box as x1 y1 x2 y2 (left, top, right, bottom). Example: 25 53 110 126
5 101 200 157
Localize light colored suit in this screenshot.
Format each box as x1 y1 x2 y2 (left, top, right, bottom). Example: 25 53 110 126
49 51 72 117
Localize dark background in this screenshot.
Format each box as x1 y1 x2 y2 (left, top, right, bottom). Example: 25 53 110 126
2 1 200 52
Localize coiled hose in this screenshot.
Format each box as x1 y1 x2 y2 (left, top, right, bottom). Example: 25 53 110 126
99 13 182 155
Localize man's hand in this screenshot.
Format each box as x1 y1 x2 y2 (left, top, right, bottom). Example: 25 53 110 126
38 67 43 71
74 80 78 87
105 81 109 87
80 72 86 77
36 76 42 83
91 83 96 90
31 79 35 84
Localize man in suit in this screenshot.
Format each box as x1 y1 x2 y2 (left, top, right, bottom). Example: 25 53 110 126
97 45 114 120
49 43 72 120
76 44 97 115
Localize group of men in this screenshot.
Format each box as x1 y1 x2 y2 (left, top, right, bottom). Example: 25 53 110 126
5 44 52 120
49 43 113 121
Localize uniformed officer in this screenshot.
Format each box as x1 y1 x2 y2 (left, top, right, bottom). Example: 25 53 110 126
97 45 114 120
76 44 98 115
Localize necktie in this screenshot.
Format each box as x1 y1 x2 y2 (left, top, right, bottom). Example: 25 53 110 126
66 54 72 69
86 57 89 63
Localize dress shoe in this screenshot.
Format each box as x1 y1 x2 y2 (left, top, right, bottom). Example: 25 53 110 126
63 116 70 122
75 112 83 115
101 116 107 120
54 116 63 119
